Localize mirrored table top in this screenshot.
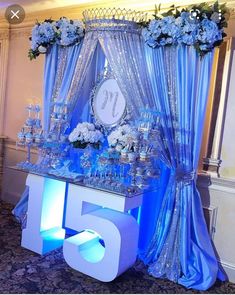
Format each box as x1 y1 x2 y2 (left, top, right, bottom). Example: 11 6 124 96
8 166 158 198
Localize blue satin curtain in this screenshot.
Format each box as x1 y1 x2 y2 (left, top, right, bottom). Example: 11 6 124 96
43 45 59 134
142 45 225 290
138 163 171 255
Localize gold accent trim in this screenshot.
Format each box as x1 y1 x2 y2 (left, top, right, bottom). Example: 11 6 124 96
0 30 9 40
10 27 31 39
0 37 9 134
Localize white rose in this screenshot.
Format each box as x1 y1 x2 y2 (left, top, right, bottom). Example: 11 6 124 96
88 123 95 131
38 45 47 54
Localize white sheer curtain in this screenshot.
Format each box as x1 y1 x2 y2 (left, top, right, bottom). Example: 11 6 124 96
66 31 99 118
98 30 155 118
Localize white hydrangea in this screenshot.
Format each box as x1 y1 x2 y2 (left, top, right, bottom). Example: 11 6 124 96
68 122 104 146
108 124 139 149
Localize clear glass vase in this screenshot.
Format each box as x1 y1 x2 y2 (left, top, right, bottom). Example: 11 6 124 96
71 147 84 173
80 144 94 174
70 144 100 175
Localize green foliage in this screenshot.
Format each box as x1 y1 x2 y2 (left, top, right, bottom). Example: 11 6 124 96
153 4 162 19
144 1 230 29
72 141 89 149
72 141 101 150
28 49 39 60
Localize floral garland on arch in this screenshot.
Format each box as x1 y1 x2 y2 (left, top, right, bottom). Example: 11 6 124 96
142 1 230 55
28 2 230 60
28 17 84 60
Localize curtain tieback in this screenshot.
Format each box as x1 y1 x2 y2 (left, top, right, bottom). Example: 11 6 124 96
174 168 196 185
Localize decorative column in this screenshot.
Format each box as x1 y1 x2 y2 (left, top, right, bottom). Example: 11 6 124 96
198 47 220 172
0 25 9 197
0 26 9 135
202 38 235 177
0 136 6 197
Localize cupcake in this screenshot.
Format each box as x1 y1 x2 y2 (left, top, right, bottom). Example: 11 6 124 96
17 131 25 142
60 134 67 142
115 144 123 152
51 133 57 141
34 134 42 144
25 133 33 143
26 117 34 127
121 149 128 158
128 152 137 162
136 167 144 175
140 151 147 161
35 119 41 128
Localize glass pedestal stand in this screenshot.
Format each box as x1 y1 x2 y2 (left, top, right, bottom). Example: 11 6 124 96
80 145 93 175
16 142 33 170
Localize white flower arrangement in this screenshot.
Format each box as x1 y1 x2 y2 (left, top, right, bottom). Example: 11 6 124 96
69 122 104 149
107 124 139 151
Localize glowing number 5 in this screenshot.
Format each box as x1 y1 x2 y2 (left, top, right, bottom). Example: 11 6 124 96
63 184 141 282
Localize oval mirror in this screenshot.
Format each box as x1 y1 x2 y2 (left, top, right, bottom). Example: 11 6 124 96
91 78 127 128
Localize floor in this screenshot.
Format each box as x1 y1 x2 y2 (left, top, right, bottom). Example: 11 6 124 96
1 200 235 294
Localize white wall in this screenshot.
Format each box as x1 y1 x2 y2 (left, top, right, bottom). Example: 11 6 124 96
220 45 235 179
198 176 235 283
4 29 44 140
0 27 44 204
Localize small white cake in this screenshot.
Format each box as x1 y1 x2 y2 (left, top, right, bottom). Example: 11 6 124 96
140 151 147 161
128 152 137 162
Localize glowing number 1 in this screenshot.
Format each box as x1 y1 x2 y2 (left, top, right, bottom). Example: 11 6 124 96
21 174 66 254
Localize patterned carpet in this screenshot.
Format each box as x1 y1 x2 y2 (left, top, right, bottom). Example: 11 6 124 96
1 200 235 294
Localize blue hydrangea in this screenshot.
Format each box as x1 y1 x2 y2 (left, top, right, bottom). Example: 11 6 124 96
142 24 159 48
142 17 180 47
197 19 223 45
142 10 223 54
199 44 210 51
175 12 199 46
31 22 56 50
29 17 84 58
178 24 198 46
160 16 181 41
180 33 195 45
180 11 191 20
56 17 84 46
149 19 162 38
